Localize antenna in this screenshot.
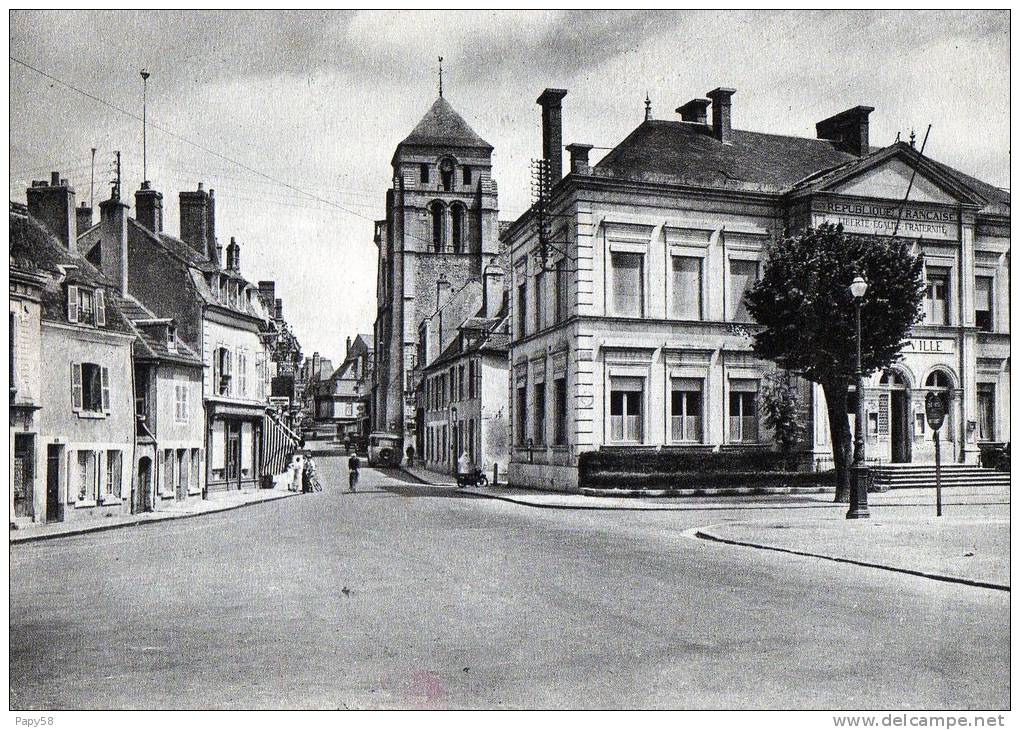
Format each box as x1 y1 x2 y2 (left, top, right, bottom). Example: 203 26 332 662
140 69 150 183
644 92 652 121
438 56 443 98
892 124 931 237
89 147 96 208
111 150 121 201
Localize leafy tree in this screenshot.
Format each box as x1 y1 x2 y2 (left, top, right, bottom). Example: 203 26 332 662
745 223 925 502
760 370 806 470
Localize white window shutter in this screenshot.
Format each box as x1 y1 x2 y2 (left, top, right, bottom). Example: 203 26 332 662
67 285 79 323
101 367 110 412
71 362 82 410
95 289 106 326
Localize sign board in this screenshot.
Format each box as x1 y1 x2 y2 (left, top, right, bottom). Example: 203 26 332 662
925 392 948 430
903 338 956 356
816 201 958 241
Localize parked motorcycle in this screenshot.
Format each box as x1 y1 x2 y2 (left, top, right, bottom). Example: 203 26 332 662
456 468 489 489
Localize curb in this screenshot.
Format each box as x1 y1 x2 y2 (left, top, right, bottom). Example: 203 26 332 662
580 486 835 498
9 490 302 546
694 528 1010 592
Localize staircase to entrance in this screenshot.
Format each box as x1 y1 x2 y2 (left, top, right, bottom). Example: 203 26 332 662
873 463 1009 490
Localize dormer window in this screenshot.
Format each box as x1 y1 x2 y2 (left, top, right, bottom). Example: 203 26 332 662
67 285 106 327
167 325 177 352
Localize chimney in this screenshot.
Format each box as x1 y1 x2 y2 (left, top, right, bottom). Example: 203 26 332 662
436 274 453 311
482 265 506 318
98 194 130 296
816 106 875 157
258 280 276 310
537 88 568 185
706 87 736 144
134 180 163 233
25 172 76 248
312 351 320 377
76 202 93 237
206 188 218 263
677 98 711 125
179 183 209 257
346 336 352 355
565 143 593 175
275 298 283 320
226 236 240 271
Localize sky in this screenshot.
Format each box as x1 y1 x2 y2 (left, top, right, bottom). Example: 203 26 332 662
9 10 1009 365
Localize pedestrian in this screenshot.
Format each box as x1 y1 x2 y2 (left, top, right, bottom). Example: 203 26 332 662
457 450 472 485
348 451 361 493
405 444 415 467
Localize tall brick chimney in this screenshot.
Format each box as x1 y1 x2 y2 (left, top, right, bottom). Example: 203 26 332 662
226 236 240 271
816 106 875 157
98 193 130 296
76 201 93 237
482 265 505 318
207 188 218 263
179 183 209 257
677 98 711 124
346 336 352 355
706 87 736 144
258 280 275 308
135 180 163 233
537 88 568 185
26 172 76 248
436 274 453 311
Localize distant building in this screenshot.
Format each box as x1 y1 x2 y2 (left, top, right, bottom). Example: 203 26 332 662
308 335 374 441
10 199 135 524
501 88 1010 491
372 94 501 454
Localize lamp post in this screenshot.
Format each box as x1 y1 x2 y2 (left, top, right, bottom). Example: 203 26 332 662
450 405 458 473
847 275 871 520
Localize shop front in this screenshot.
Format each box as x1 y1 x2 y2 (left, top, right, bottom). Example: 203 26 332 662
206 401 264 492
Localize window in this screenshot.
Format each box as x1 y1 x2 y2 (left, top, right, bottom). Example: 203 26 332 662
72 362 109 415
440 159 454 191
729 260 759 323
516 385 528 445
175 384 189 423
977 384 995 441
555 259 568 323
451 204 464 253
430 201 445 252
468 418 475 463
672 256 703 320
611 252 643 317
554 377 567 445
76 450 98 502
420 163 430 184
67 286 105 326
925 370 952 391
533 382 546 445
975 276 993 332
458 365 465 400
178 449 191 494
924 266 950 325
671 378 703 442
463 166 472 186
517 283 527 339
728 381 759 443
239 351 248 396
609 377 643 442
106 450 122 498
534 271 544 331
216 348 232 396
468 360 476 399
256 352 266 399
162 449 175 496
191 448 201 493
167 325 177 351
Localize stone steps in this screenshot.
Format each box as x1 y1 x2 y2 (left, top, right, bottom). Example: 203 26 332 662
873 464 1009 490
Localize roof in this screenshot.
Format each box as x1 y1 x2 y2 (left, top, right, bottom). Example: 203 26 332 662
595 119 858 192
9 205 133 334
398 96 492 151
116 295 202 366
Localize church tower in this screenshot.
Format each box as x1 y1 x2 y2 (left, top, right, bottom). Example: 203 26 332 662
372 94 500 445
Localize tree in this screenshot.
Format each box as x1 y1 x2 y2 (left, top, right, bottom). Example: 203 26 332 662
745 224 925 502
760 370 806 470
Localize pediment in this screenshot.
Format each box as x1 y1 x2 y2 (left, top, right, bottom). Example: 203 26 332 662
829 157 962 204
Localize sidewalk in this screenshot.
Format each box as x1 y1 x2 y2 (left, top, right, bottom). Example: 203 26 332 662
401 466 1009 513
9 487 302 545
697 514 1010 590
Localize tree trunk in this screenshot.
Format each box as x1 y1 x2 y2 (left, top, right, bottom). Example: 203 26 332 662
822 380 853 503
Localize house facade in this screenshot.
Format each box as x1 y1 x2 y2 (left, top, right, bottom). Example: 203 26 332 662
11 199 135 524
501 88 1010 491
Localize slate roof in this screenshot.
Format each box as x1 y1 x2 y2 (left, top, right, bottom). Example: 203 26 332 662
115 295 203 367
9 205 133 335
399 97 492 151
595 120 858 192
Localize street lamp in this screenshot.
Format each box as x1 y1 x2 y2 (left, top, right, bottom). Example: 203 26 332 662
847 275 870 520
450 405 458 469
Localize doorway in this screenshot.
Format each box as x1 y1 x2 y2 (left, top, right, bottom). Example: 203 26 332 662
227 421 241 489
890 390 911 463
46 444 62 523
14 435 35 518
137 456 153 512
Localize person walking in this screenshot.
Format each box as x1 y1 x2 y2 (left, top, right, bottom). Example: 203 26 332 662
405 444 415 468
347 452 361 493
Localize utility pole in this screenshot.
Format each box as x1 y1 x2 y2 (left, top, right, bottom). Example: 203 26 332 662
140 69 150 182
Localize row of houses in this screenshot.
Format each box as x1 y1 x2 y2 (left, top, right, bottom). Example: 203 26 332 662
10 171 303 525
370 85 1010 490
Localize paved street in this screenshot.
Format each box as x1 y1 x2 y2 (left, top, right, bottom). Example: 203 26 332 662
10 451 1009 710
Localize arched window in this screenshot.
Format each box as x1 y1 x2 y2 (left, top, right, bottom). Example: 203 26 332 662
450 203 464 253
925 370 952 390
880 370 907 387
429 201 445 252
